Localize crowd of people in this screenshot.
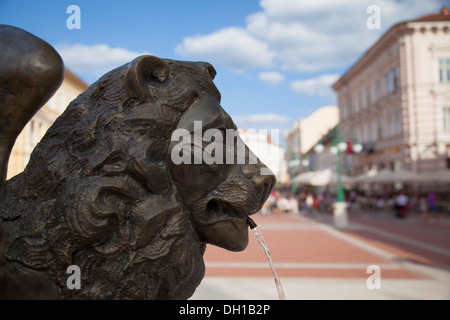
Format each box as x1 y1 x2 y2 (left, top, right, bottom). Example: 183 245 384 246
346 190 443 221
260 189 448 222
261 190 336 216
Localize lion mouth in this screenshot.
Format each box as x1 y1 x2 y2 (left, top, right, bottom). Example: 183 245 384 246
192 198 251 251
204 199 248 223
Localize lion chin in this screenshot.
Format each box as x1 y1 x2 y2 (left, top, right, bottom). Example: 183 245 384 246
0 55 275 300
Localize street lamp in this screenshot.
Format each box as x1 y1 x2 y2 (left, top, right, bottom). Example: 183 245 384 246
288 156 300 195
352 140 363 153
314 135 362 228
290 155 311 195
314 141 324 154
301 158 310 167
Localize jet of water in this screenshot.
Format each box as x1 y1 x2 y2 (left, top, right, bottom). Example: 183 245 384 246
248 216 286 300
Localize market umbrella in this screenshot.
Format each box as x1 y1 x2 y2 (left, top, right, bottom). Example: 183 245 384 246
389 168 428 183
293 171 316 185
423 169 450 183
352 168 378 183
360 168 427 184
310 169 353 186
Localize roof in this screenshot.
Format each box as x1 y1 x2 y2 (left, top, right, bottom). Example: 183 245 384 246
332 6 450 90
413 6 450 22
303 124 339 155
65 68 89 90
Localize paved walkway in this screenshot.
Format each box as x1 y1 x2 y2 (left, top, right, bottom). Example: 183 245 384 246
190 210 450 300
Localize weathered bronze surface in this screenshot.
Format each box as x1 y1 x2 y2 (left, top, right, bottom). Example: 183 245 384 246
0 26 275 299
0 25 64 187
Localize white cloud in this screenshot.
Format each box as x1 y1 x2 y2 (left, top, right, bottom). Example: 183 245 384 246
248 0 443 72
232 113 292 130
175 27 275 72
290 74 340 97
259 71 285 85
175 0 443 73
55 43 149 82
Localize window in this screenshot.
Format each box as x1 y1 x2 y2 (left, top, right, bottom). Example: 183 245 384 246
439 59 450 83
375 80 381 100
444 105 450 132
388 114 395 136
392 68 399 91
341 105 346 120
364 124 370 143
349 95 353 115
358 92 364 110
385 68 399 94
385 72 393 94
366 87 371 106
377 120 383 140
368 121 374 142
343 93 353 118
358 127 364 143
38 123 43 139
395 110 402 135
30 120 39 145
29 120 35 143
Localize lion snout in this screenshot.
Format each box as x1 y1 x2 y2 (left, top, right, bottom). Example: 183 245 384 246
255 173 276 205
240 163 275 207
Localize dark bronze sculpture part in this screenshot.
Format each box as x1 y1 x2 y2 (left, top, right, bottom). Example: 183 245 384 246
0 25 275 299
0 25 64 188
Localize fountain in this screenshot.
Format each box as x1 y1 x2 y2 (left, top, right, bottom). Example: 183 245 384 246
248 217 286 300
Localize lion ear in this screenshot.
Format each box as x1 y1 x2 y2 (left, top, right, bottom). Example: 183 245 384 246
125 55 169 101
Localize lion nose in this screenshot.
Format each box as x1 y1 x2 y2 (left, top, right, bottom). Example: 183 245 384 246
240 164 276 203
255 171 276 203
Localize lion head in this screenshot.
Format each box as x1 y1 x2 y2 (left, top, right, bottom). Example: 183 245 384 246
0 55 275 299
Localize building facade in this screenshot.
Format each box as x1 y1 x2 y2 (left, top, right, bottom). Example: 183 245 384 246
333 7 450 179
7 69 88 179
285 105 339 175
239 129 287 184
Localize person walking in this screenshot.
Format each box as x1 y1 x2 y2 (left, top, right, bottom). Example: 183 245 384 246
420 196 428 220
395 192 409 218
424 192 439 223
288 195 299 215
305 193 314 215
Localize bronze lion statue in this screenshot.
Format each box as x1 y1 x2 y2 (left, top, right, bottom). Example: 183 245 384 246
0 26 275 299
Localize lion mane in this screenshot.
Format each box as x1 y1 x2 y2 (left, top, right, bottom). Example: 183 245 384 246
0 56 225 299
0 55 275 300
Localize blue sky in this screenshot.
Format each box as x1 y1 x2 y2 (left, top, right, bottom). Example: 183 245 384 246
1 0 447 140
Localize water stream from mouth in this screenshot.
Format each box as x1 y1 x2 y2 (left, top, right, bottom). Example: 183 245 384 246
247 217 286 300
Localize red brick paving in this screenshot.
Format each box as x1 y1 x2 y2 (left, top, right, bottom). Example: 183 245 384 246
206 229 388 264
340 229 450 266
343 212 450 266
349 214 450 250
205 267 422 278
203 211 447 279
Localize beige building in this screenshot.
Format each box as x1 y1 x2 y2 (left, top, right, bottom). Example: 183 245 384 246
285 105 339 174
239 129 287 183
332 7 450 180
7 69 88 179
